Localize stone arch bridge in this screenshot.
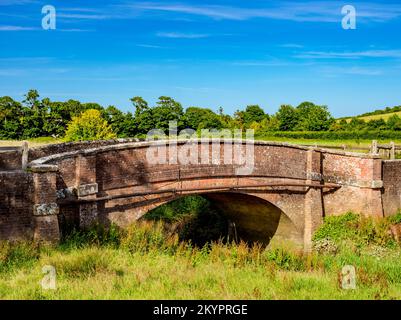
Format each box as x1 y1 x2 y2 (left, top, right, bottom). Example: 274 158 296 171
1 139 400 249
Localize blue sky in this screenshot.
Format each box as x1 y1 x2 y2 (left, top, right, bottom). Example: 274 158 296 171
0 0 401 117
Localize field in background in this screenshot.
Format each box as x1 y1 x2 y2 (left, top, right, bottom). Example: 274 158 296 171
342 111 401 123
2 136 401 154
0 137 61 148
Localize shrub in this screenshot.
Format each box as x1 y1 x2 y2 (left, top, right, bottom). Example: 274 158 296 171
313 212 395 248
64 109 116 142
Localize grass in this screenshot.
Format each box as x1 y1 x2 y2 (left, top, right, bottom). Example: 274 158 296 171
2 135 400 152
0 137 62 148
2 214 401 300
342 111 401 123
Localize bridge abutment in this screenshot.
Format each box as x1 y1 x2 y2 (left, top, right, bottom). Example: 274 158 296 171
31 165 60 243
304 149 324 251
76 154 99 229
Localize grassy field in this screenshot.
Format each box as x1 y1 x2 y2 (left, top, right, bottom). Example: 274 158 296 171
1 214 401 300
1 136 399 151
0 137 61 148
342 111 401 123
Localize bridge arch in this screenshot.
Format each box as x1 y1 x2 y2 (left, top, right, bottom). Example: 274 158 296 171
133 192 303 246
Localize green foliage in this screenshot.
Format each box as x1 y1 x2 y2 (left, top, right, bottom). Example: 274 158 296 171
61 224 122 249
184 107 223 130
2 90 401 141
0 242 40 273
64 109 117 142
276 104 298 131
313 212 395 248
243 105 267 126
144 196 228 247
295 102 334 131
388 211 401 225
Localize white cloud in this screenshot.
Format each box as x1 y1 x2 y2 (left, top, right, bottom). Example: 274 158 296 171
295 50 401 59
136 44 164 49
58 13 109 20
0 25 37 31
321 66 383 76
0 0 35 6
130 2 401 23
156 32 209 39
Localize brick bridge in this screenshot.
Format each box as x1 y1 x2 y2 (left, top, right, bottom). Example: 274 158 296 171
1 139 401 249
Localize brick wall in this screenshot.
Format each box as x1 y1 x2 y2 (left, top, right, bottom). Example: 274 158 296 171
0 171 33 241
382 160 401 216
0 149 22 170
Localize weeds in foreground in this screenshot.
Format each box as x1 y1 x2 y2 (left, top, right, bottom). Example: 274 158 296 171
1 213 401 299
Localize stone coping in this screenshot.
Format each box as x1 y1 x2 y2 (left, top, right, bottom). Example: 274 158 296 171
28 138 380 169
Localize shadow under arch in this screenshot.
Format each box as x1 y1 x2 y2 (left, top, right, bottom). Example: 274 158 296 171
141 192 303 247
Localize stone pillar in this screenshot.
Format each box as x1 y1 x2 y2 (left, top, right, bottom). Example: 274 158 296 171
31 165 60 243
371 140 378 155
21 141 29 170
304 149 324 251
76 154 99 229
390 142 395 160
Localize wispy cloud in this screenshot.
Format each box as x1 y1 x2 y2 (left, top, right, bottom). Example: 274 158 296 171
279 43 305 49
156 32 209 39
58 13 109 20
321 66 383 76
296 50 401 59
136 44 165 49
0 25 38 31
130 2 401 23
0 0 36 6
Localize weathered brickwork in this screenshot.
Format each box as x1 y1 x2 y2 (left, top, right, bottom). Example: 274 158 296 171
0 171 33 241
382 160 401 216
1 139 401 247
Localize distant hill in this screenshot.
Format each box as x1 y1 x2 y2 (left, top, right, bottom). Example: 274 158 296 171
339 105 401 122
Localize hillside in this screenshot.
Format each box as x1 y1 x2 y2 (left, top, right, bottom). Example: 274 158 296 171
340 106 401 122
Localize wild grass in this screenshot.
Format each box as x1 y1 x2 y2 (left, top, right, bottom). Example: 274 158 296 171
1 213 401 300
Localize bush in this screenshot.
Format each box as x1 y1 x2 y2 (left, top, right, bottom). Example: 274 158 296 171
313 212 395 248
64 109 116 142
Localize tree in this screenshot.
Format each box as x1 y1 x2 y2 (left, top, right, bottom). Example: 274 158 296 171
367 119 386 131
184 107 222 130
243 105 267 126
295 102 334 131
130 96 149 117
65 109 116 142
23 89 40 111
329 119 348 131
104 105 128 136
387 115 401 131
152 96 184 131
276 105 298 131
0 96 23 139
348 118 366 130
130 96 154 135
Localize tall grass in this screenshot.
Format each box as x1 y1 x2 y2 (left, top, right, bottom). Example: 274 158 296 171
1 213 401 299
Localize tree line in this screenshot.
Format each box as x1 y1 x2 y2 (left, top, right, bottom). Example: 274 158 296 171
1 89 400 141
